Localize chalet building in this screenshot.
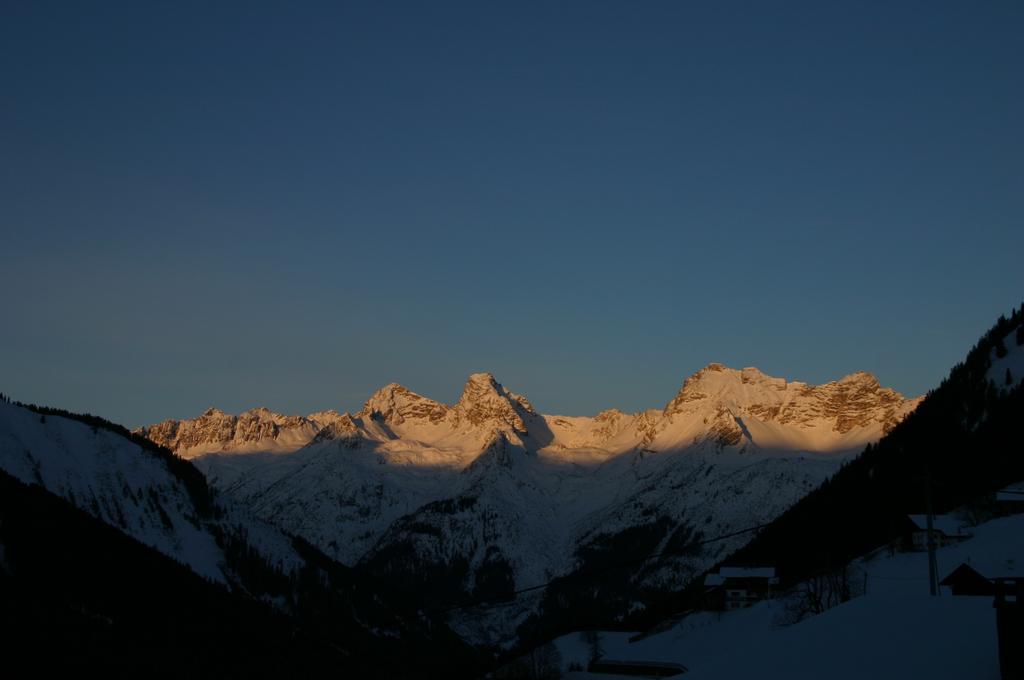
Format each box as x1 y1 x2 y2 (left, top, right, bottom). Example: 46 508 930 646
907 514 971 551
996 482 1024 515
703 567 779 610
939 563 996 596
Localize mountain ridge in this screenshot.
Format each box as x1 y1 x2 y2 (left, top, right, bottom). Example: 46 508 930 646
130 362 919 648
137 364 920 461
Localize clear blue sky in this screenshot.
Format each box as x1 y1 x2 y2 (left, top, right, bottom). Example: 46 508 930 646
2 1 1022 427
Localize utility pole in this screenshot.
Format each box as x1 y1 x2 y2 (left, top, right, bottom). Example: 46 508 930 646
924 461 940 596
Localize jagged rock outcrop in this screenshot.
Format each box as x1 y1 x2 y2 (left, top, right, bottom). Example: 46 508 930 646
450 373 534 435
136 408 348 457
354 373 537 438
660 363 920 445
357 383 449 426
311 413 361 444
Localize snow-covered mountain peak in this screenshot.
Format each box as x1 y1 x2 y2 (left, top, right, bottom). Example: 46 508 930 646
308 408 344 422
358 383 449 426
465 371 499 387
656 364 918 445
664 363 783 415
457 372 510 405
452 372 535 435
595 408 626 421
139 366 920 468
311 412 361 443
837 370 879 385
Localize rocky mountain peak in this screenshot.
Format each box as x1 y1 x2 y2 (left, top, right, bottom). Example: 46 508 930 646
312 413 361 444
358 383 449 426
135 405 337 456
814 371 908 434
837 371 880 386
308 409 344 423
453 373 533 434
664 363 749 414
137 365 919 463
202 407 229 418
658 364 917 438
594 408 625 422
457 372 502 400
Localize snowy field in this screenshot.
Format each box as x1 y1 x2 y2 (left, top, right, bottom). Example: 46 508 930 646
557 512 1023 679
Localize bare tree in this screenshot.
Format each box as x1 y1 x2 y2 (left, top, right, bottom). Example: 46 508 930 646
780 563 866 625
493 642 563 679
955 495 1000 527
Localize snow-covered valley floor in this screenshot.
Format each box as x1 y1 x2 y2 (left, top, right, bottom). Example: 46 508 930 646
557 512 1024 679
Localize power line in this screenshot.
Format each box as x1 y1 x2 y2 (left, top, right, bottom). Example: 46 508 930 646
434 521 772 614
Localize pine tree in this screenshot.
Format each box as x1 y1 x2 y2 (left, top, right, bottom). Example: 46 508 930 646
582 630 604 664
1007 368 1014 386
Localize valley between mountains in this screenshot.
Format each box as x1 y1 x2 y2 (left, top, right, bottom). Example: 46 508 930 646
135 364 920 647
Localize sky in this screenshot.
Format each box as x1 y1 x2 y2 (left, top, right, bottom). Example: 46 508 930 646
1 1 1022 427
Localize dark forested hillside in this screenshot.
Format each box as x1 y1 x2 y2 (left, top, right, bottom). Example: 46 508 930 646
722 305 1024 585
0 399 484 677
620 305 1024 632
0 469 347 676
0 468 484 677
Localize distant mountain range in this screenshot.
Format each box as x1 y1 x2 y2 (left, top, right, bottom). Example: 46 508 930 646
5 299 1022 674
135 364 920 647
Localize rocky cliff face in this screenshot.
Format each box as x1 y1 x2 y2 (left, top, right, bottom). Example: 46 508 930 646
138 407 346 457
356 372 538 439
651 364 920 451
450 373 535 435
357 383 450 426
663 364 915 432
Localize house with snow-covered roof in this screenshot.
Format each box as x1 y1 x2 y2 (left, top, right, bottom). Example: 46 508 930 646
703 566 779 610
939 554 1021 597
907 514 971 551
939 563 996 596
996 481 1024 514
